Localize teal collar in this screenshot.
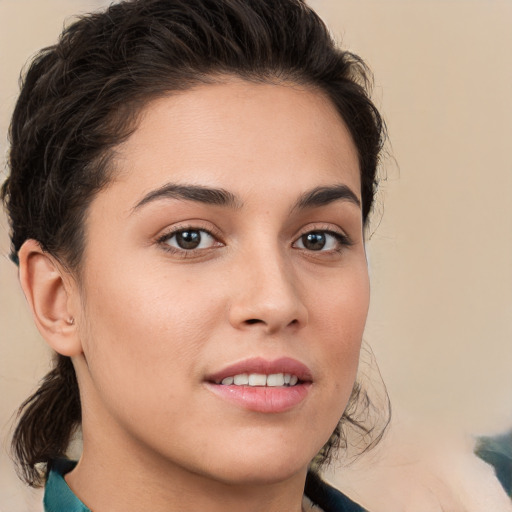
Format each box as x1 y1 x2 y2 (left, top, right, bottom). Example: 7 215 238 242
44 459 90 512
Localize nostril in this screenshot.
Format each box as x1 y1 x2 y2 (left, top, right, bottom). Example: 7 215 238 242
245 319 263 325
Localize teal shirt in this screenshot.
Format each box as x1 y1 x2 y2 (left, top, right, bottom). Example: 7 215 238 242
44 459 366 512
44 459 90 512
475 430 512 498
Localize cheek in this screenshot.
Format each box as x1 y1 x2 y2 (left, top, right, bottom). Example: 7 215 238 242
77 268 220 403
310 263 370 389
297 265 369 454
76 282 215 442
313 261 370 338
83 262 217 342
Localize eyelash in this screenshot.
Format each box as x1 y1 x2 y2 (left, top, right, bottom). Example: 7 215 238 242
157 225 223 257
292 228 353 253
156 225 352 257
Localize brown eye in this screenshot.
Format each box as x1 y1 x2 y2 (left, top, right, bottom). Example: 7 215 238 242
293 230 350 252
163 229 216 250
176 230 202 249
301 232 326 251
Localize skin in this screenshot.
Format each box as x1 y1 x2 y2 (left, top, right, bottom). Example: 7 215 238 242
20 79 370 512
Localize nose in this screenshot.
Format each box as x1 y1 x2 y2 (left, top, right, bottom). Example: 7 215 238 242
228 249 308 334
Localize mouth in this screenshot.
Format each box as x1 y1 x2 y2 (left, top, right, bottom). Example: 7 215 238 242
204 357 312 413
216 373 300 387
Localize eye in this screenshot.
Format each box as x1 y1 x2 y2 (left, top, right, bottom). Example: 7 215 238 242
161 228 218 251
293 230 349 252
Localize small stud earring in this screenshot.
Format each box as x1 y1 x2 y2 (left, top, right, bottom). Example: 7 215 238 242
66 317 75 326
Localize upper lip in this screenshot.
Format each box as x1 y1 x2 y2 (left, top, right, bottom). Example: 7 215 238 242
205 357 313 384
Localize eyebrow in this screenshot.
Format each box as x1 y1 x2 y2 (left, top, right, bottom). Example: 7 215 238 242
132 183 242 211
132 182 360 213
292 184 361 211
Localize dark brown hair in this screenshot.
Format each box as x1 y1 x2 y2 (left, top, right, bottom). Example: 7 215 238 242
1 0 387 487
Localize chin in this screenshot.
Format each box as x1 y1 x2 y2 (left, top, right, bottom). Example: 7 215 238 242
188 438 321 486
208 458 310 486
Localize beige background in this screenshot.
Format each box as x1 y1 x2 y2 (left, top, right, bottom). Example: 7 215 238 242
1 1 511 510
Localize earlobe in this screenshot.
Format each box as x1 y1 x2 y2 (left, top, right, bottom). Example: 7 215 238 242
18 239 83 357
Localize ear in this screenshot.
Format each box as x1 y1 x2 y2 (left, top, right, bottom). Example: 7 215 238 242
18 239 83 357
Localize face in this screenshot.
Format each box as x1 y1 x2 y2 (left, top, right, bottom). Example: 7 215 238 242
73 79 370 484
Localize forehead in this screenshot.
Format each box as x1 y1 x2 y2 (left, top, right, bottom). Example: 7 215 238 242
104 79 361 209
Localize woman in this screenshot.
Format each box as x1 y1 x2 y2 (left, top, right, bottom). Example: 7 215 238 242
1 0 386 510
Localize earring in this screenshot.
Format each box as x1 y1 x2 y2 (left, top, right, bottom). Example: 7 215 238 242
66 317 75 326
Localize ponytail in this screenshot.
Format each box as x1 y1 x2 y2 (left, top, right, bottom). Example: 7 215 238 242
11 354 81 487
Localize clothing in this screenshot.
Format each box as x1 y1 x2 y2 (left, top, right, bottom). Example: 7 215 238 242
44 459 367 512
44 460 89 512
304 471 367 511
475 430 512 498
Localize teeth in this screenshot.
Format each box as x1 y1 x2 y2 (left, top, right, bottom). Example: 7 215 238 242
248 373 267 386
233 374 249 385
219 372 299 387
267 373 285 387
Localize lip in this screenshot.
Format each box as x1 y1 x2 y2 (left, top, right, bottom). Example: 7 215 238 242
204 357 313 413
206 357 313 384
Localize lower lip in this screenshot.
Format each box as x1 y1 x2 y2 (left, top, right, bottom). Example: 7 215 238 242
205 383 311 413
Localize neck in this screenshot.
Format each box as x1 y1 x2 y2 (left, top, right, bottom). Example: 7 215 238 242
66 416 308 512
66 448 307 512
